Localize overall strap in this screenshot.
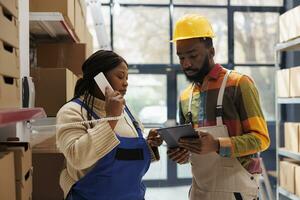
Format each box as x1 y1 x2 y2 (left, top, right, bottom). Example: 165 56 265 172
72 98 100 120
216 70 231 126
124 106 143 138
188 83 195 113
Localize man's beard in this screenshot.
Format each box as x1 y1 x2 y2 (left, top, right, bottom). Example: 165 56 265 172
184 55 211 83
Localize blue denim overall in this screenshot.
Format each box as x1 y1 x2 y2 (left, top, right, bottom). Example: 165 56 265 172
66 98 151 200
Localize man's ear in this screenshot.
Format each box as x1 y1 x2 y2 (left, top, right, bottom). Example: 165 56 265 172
208 47 215 59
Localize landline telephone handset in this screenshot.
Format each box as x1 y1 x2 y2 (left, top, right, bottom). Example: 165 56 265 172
94 71 125 113
94 72 114 95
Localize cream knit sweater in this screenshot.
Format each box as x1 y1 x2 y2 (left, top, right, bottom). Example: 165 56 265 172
56 97 159 198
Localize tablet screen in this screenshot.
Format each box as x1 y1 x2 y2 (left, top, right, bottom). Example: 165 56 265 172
157 124 198 148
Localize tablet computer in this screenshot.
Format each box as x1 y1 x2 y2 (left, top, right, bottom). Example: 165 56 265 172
157 124 198 148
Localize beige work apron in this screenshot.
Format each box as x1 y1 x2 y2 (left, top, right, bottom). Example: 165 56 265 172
188 70 260 200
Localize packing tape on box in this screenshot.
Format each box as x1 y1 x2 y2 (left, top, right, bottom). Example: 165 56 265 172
28 114 125 130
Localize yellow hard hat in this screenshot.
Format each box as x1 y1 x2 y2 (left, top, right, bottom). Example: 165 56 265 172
172 14 215 42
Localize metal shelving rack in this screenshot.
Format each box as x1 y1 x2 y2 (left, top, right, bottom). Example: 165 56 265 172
29 12 79 43
275 37 300 200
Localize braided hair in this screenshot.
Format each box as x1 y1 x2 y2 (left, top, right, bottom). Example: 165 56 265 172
72 50 127 123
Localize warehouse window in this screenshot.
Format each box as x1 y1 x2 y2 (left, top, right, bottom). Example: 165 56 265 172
101 6 111 45
234 12 279 64
125 74 167 124
174 0 227 5
116 0 169 4
143 141 168 180
235 66 275 121
177 74 190 98
230 0 283 6
97 0 283 188
177 163 192 178
113 7 170 64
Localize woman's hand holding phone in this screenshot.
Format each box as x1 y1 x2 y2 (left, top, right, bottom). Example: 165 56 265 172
105 87 125 129
105 87 125 117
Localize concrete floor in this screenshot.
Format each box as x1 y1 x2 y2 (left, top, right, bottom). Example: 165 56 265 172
145 186 190 200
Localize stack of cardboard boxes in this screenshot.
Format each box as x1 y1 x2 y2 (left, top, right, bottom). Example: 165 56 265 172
29 0 94 52
284 123 300 154
0 0 20 108
30 0 94 117
31 49 81 117
277 74 300 197
0 142 32 200
277 66 300 197
279 5 300 43
279 3 300 89
281 123 300 197
277 67 300 98
278 4 300 156
280 160 300 197
30 43 86 116
0 151 16 200
0 3 34 199
278 5 300 197
28 1 94 199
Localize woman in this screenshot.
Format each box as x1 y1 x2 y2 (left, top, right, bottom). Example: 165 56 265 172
56 50 162 200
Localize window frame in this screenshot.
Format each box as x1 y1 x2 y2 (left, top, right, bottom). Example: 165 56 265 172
100 0 284 187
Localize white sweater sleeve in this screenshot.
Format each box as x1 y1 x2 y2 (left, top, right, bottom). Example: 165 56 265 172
56 103 120 170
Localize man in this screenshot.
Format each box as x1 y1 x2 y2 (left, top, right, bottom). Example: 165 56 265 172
168 14 270 200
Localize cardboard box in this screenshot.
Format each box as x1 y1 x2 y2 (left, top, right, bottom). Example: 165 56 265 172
0 0 18 17
0 40 19 78
85 29 94 58
0 75 20 108
32 134 59 153
0 151 16 200
284 123 299 152
74 0 85 42
290 67 300 97
31 67 77 116
277 69 290 97
280 6 300 42
32 153 64 200
1 142 32 181
16 169 33 200
280 161 297 193
36 43 86 75
296 165 300 197
30 0 75 30
0 5 19 48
